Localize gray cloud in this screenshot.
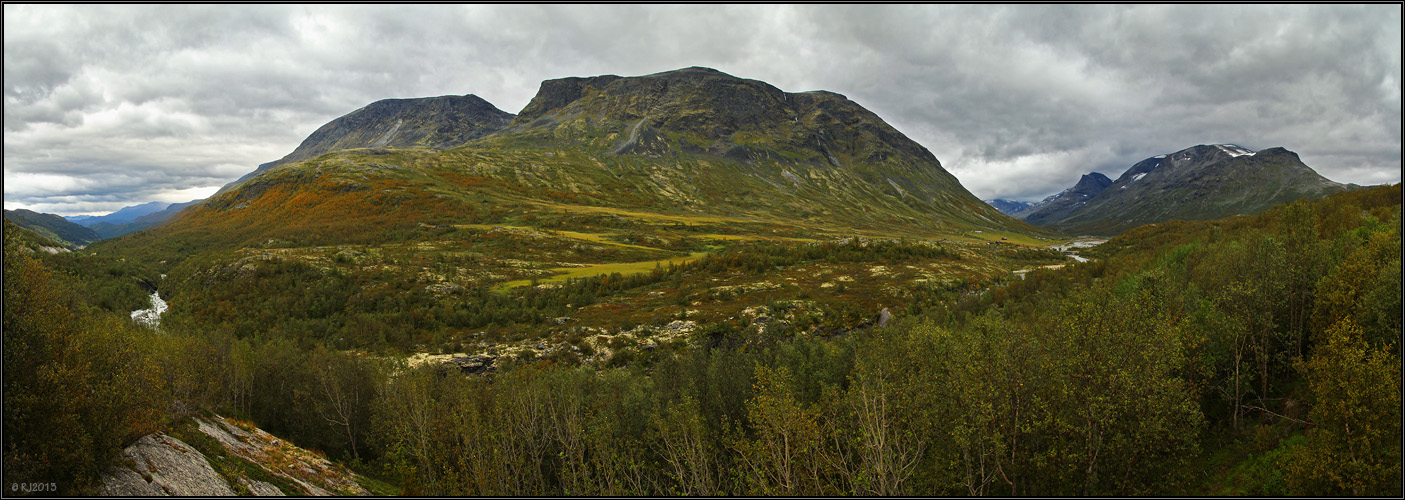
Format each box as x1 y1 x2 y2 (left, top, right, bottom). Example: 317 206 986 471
4 4 1399 215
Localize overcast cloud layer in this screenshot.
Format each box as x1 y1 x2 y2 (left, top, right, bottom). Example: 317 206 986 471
5 4 1400 215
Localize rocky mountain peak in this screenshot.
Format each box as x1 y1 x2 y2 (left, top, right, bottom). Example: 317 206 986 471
1013 172 1113 225
219 93 516 194
1074 172 1114 192
502 67 938 168
288 93 514 160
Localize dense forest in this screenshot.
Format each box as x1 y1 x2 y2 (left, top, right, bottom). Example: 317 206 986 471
3 183 1399 495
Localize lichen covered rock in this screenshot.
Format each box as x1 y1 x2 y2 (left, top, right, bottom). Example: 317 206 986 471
99 433 235 496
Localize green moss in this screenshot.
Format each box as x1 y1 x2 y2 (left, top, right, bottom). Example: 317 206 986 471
352 473 400 496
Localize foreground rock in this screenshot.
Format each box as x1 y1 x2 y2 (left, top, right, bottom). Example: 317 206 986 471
100 415 374 496
99 433 236 496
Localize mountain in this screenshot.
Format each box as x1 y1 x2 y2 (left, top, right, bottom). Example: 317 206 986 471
218 94 515 194
1016 144 1352 235
65 201 170 227
1013 172 1114 226
87 199 203 239
4 208 101 248
984 198 1034 215
473 66 1024 232
126 66 1044 264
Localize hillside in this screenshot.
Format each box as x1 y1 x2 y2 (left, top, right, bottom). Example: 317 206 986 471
1017 144 1351 235
4 208 101 248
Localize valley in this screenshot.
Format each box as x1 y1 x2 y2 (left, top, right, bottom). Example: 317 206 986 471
3 66 1398 497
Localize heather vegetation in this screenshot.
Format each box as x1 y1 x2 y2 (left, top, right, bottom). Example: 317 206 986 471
5 184 1398 495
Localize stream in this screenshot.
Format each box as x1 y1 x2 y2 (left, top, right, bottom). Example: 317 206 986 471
131 291 168 328
1013 239 1102 278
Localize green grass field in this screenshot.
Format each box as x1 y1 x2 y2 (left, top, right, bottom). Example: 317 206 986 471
493 251 711 292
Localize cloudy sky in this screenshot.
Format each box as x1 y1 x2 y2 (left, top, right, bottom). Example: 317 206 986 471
5 4 1400 216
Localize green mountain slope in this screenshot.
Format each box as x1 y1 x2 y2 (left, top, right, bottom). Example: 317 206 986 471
481 67 1024 233
1020 144 1352 235
4 209 101 248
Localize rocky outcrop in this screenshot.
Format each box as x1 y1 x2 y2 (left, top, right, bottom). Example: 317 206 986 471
238 477 285 496
442 354 498 374
99 433 236 496
99 415 374 497
194 416 368 496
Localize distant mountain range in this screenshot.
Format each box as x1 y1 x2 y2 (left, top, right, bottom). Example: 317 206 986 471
983 198 1034 216
65 201 170 226
1014 144 1354 235
86 200 203 239
1 199 206 247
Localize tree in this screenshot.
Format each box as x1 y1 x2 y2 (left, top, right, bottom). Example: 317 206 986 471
2 220 169 493
653 396 717 495
734 364 829 496
1285 318 1402 496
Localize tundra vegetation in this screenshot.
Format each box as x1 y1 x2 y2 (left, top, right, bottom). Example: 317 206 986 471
3 183 1399 495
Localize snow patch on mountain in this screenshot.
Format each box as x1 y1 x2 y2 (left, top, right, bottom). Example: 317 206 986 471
1215 144 1256 157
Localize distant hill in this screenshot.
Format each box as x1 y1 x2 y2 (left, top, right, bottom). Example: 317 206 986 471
4 209 101 248
984 199 1034 216
1015 144 1352 235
